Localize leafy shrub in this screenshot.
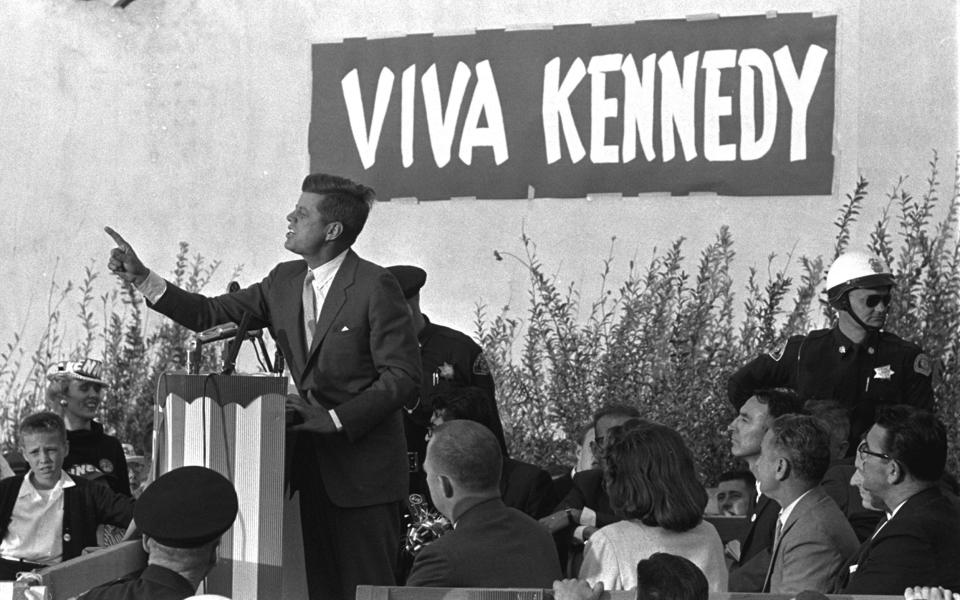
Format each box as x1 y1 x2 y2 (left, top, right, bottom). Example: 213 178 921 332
479 156 960 482
0 244 239 459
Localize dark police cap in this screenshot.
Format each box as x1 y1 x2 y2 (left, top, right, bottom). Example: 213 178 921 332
135 466 238 548
387 265 427 299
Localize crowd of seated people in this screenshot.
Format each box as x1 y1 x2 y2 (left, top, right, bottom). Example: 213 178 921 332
1 354 958 597
399 384 960 597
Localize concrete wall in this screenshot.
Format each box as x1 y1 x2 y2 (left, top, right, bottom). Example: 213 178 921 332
0 0 955 355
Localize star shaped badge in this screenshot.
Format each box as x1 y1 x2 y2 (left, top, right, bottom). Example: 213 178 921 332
874 365 894 380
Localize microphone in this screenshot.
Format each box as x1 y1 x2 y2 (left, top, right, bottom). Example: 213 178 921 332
221 311 253 375
197 323 240 344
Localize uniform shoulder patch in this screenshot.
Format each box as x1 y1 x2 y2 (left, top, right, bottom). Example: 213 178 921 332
914 353 933 377
473 353 490 376
767 340 789 362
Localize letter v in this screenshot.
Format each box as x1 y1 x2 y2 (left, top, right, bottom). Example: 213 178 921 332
341 67 395 169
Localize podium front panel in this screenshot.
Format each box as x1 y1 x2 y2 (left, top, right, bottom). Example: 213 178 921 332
155 372 288 600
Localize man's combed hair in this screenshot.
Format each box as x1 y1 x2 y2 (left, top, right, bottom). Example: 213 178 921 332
428 420 502 492
301 173 375 243
430 384 508 456
636 553 709 600
768 414 832 483
804 398 850 452
874 405 946 483
752 388 805 419
718 469 755 488
604 420 706 531
19 411 67 443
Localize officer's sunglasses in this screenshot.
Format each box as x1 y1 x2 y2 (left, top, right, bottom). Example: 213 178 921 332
863 293 892 308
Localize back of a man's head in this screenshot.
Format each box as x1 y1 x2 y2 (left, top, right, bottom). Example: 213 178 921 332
768 414 832 484
635 553 708 600
753 388 804 419
431 385 498 433
874 405 946 483
592 403 641 430
804 398 851 460
427 420 502 493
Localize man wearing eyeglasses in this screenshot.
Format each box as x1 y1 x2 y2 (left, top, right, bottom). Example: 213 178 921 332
728 251 934 456
835 405 960 593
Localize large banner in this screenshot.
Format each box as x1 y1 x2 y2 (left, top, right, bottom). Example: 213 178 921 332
310 13 836 199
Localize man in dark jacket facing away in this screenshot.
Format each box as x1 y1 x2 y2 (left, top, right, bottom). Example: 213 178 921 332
406 420 561 587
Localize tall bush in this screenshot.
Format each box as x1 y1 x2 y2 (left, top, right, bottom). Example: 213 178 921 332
479 157 960 481
0 244 239 458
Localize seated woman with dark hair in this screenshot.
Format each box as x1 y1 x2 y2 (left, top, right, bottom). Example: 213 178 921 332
578 420 727 591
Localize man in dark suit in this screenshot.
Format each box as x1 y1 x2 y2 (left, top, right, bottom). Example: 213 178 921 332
106 174 421 600
725 388 804 592
406 420 561 587
835 405 960 593
755 415 858 593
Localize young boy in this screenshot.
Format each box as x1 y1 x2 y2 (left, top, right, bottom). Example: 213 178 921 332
0 412 134 580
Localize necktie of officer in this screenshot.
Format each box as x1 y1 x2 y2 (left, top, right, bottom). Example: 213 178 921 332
303 270 317 349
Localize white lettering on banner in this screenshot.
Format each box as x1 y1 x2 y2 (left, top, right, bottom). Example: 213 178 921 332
773 44 828 161
659 51 700 162
343 61 509 169
738 48 778 161
458 60 509 166
621 53 657 162
543 56 587 164
342 67 395 170
702 49 738 162
422 62 472 168
340 44 828 169
401 65 416 167
542 45 828 164
588 54 623 164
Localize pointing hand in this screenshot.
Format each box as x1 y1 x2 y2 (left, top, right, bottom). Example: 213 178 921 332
105 226 149 286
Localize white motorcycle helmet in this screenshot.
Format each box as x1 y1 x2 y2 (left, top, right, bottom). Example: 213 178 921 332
825 251 896 330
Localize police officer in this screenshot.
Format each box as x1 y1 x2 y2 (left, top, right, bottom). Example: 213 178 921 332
728 251 933 455
386 266 503 497
80 466 238 600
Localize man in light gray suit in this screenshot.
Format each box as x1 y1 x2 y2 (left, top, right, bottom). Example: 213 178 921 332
755 414 859 594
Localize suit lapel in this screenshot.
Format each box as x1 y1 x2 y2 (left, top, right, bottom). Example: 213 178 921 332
762 488 822 591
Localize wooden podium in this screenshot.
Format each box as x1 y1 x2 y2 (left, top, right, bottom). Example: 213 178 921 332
154 372 306 599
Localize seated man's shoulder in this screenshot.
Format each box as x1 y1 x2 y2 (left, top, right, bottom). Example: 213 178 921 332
504 457 549 480
571 469 603 488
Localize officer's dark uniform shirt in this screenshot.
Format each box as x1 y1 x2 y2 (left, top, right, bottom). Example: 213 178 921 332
79 564 195 600
728 327 934 451
404 315 500 496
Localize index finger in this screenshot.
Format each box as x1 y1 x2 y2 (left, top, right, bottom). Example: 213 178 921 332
104 226 131 251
